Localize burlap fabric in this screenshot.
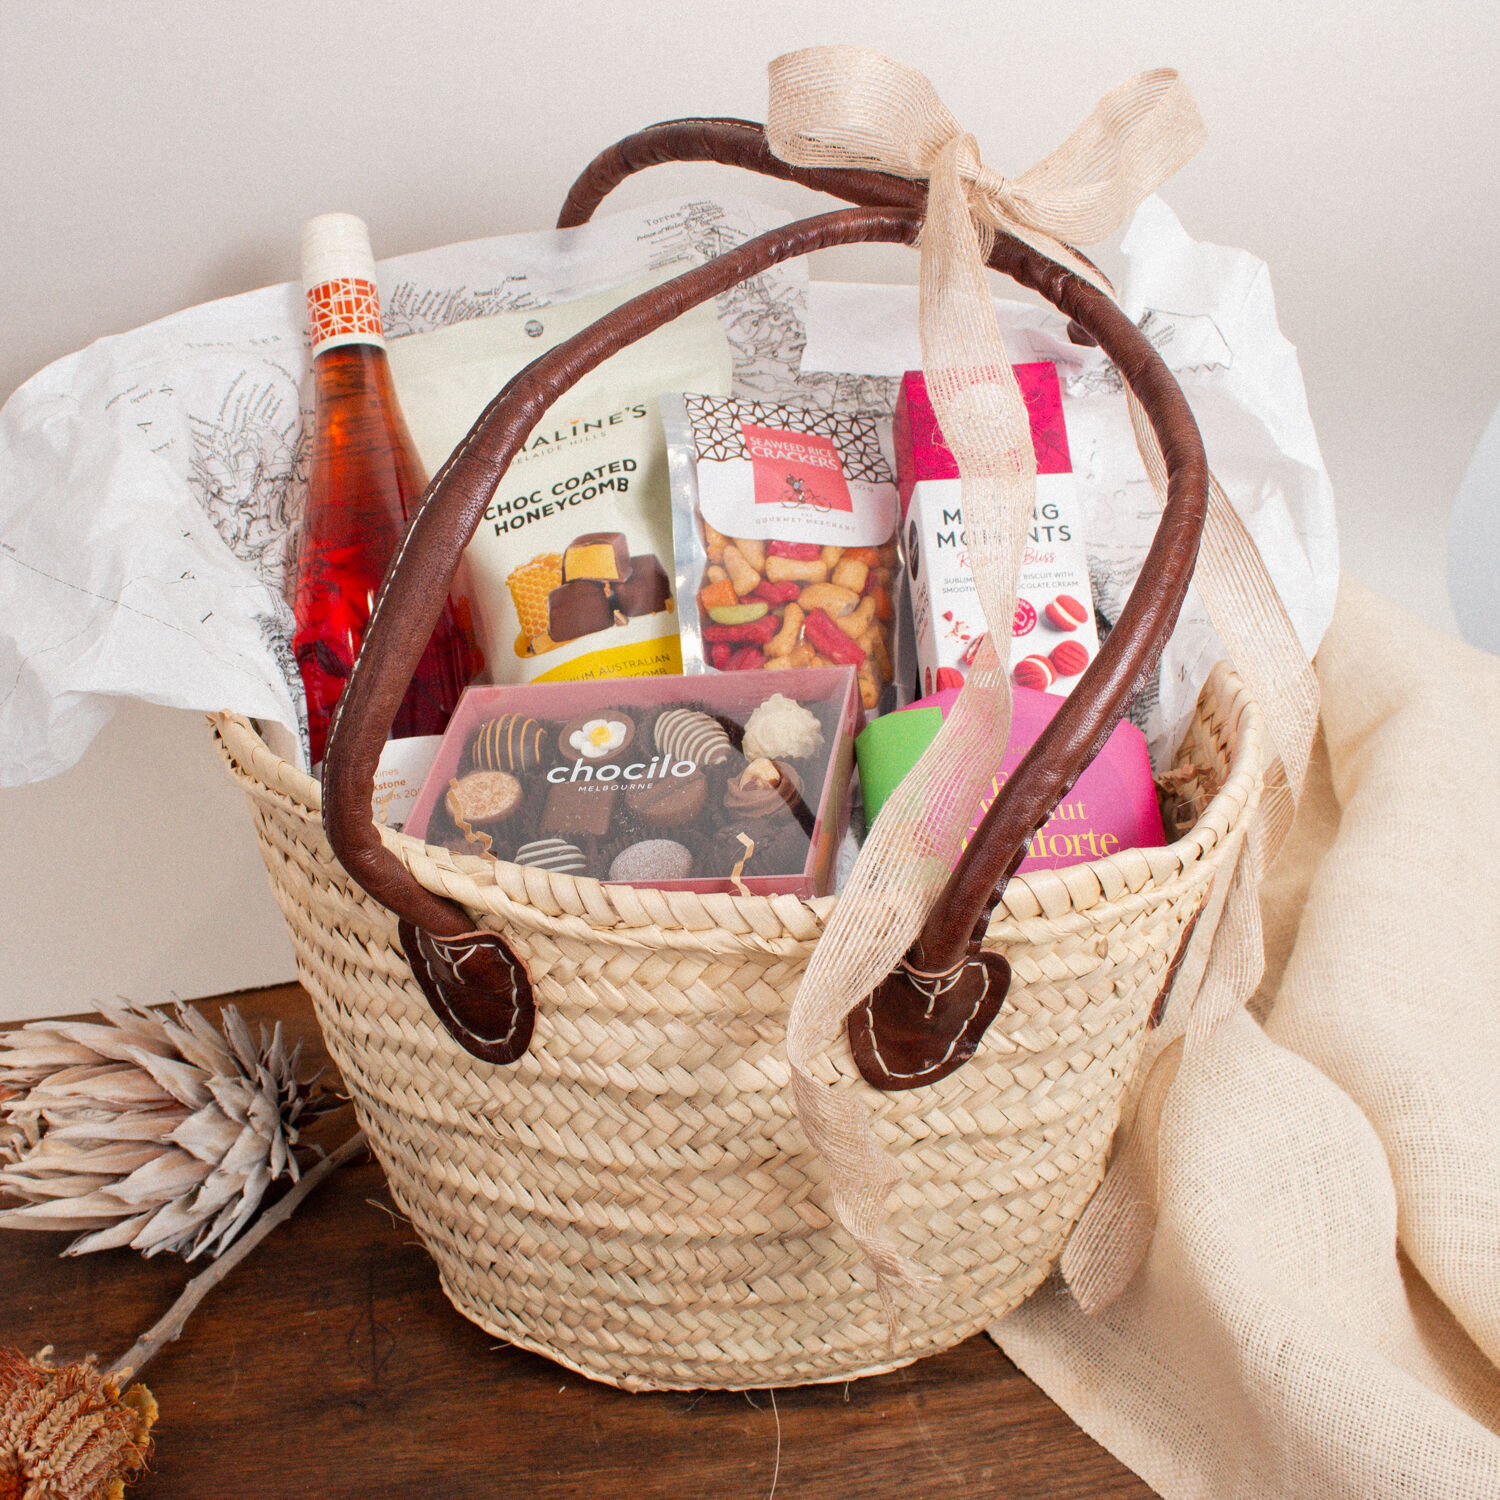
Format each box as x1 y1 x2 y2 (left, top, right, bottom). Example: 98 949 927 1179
993 577 1500 1495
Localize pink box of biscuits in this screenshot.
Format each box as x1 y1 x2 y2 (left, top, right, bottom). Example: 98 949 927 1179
404 667 861 898
894 364 1101 700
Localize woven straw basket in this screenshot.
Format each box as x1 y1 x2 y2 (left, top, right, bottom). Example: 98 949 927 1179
213 664 1260 1390
214 116 1267 1390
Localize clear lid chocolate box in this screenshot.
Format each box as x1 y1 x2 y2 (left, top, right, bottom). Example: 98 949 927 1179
404 667 861 898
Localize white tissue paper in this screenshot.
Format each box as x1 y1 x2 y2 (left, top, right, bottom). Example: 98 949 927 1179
0 191 1335 784
0 194 814 785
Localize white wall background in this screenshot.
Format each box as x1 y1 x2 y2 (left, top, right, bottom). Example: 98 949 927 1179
3 1 1497 1021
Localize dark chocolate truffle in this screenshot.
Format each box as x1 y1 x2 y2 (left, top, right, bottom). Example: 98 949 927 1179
558 712 636 762
548 577 614 640
723 758 805 820
714 818 809 877
610 553 673 617
468 713 547 774
625 768 707 828
541 778 616 839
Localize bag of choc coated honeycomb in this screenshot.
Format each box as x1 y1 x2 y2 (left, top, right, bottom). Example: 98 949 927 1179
660 392 910 715
389 272 733 686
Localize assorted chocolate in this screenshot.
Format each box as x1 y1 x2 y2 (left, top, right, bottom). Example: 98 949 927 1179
444 770 522 838
466 713 547 775
514 837 588 874
742 693 825 762
724 758 804 821
410 672 856 893
560 712 635 761
625 765 707 828
609 839 694 882
512 530 674 654
612 553 673 618
652 706 733 768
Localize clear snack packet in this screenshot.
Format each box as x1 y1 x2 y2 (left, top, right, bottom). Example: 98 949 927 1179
661 393 909 714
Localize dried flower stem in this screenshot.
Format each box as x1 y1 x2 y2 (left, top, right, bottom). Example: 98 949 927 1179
104 1132 366 1380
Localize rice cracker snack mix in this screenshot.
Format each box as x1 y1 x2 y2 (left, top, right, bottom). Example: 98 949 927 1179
661 394 904 713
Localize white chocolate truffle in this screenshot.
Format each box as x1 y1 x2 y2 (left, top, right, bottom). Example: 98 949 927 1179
743 694 824 761
653 707 731 768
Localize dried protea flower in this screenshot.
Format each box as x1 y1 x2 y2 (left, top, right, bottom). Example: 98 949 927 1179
0 1132 361 1497
0 1348 155 1500
0 999 326 1259
0 1090 20 1168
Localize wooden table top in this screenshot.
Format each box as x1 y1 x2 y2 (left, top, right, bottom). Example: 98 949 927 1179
2 984 1155 1499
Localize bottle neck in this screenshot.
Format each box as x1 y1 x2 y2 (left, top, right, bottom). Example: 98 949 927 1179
306 275 387 356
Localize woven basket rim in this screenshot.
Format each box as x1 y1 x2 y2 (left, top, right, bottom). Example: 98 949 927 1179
211 660 1262 951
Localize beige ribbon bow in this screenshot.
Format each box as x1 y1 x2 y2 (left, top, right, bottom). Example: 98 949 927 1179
768 47 1206 274
766 47 1318 1323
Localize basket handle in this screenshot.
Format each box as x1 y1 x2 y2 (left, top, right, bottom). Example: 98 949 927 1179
321 124 1207 1080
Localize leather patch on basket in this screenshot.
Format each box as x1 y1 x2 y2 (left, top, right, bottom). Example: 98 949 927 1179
848 950 1011 1091
398 920 535 1065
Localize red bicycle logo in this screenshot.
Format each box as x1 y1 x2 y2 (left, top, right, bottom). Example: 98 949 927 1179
779 474 833 513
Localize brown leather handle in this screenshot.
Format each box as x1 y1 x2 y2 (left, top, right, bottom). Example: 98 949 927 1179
321 121 1207 1079
552 121 1207 1087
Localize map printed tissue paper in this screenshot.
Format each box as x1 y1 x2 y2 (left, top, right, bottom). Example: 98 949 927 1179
0 195 840 785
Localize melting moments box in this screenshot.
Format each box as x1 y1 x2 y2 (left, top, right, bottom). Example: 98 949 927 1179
895 363 1100 700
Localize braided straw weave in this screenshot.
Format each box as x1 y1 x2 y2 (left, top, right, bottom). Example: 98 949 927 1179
210 662 1261 1391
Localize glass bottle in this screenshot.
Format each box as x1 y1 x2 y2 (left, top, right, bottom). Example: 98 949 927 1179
292 213 480 778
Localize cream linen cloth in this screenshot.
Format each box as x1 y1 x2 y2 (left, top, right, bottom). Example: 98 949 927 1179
991 575 1500 1496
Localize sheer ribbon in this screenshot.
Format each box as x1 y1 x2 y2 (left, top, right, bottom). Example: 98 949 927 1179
765 46 1319 1317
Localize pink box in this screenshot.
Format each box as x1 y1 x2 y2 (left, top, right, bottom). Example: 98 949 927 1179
961 687 1163 870
856 685 1164 874
894 365 1099 700
405 666 861 898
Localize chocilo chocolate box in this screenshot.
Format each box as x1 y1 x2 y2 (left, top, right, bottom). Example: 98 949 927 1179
404 667 861 898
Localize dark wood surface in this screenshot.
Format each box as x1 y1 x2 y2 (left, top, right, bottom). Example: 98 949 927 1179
2 984 1156 1499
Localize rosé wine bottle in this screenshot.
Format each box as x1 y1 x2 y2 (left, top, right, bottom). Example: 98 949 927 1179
293 213 480 775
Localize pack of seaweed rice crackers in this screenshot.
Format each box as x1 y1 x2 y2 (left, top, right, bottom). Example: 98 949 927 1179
660 393 908 716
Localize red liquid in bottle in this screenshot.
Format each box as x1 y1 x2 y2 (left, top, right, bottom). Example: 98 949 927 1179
292 218 479 768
